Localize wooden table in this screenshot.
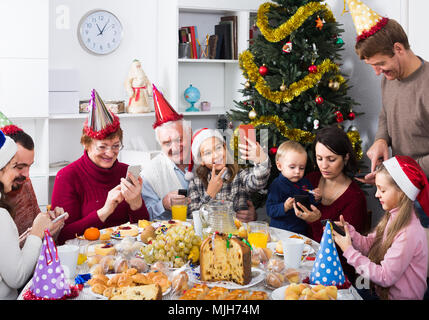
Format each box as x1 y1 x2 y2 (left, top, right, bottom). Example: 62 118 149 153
17 224 362 300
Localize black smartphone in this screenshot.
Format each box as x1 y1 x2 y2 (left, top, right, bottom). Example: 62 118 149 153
321 219 346 236
294 194 312 211
178 189 188 197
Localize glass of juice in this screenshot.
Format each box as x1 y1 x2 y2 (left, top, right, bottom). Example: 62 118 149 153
247 221 269 248
171 197 188 221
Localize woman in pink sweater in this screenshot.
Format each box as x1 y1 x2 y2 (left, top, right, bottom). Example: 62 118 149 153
52 90 149 244
333 155 428 300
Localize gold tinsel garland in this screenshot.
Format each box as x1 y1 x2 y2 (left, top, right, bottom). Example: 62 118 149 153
257 2 336 43
239 50 345 104
232 115 363 160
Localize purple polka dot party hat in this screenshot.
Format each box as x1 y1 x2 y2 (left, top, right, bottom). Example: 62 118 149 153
310 220 345 286
23 230 79 300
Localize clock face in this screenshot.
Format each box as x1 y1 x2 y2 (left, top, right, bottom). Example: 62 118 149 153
78 10 123 55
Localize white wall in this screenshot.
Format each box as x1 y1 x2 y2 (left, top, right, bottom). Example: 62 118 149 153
49 0 158 101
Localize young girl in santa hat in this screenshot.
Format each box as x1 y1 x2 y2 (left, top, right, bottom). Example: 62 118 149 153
188 128 271 220
333 155 428 300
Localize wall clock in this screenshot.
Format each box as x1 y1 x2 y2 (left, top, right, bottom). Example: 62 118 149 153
78 9 123 55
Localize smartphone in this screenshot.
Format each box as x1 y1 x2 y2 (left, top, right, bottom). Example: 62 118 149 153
178 189 188 197
293 194 312 211
321 219 346 236
126 165 142 184
238 124 257 146
52 212 68 223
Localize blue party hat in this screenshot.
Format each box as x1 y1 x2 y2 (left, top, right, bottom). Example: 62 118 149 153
310 221 345 286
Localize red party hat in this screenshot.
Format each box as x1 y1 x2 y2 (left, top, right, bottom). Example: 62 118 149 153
152 84 183 129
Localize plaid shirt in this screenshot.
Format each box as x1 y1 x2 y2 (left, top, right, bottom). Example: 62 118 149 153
188 158 271 213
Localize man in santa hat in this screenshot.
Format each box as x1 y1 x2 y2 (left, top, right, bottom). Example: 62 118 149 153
141 85 257 222
347 1 429 225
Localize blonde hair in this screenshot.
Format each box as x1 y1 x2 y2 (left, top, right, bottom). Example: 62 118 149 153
275 140 306 162
367 164 415 300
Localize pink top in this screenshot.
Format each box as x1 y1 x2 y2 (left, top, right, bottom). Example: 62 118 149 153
344 207 428 300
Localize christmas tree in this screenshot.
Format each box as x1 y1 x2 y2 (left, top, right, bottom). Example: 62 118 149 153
228 0 363 207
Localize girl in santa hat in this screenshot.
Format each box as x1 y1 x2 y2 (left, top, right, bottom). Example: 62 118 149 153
333 155 428 300
188 128 271 219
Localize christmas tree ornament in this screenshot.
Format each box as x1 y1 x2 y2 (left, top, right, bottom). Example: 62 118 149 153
280 83 287 92
259 64 268 76
346 0 389 43
313 119 320 129
248 108 257 120
315 16 324 30
335 111 344 123
282 41 292 53
315 96 324 105
245 81 251 89
347 111 356 121
348 125 358 132
308 65 318 74
336 38 344 45
328 80 340 91
269 146 278 156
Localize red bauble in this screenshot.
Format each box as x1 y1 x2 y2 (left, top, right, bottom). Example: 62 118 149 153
308 65 318 73
336 111 344 123
259 65 268 76
315 96 324 104
269 147 278 155
347 111 356 120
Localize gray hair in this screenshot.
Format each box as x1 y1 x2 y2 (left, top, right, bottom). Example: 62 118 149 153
154 119 192 146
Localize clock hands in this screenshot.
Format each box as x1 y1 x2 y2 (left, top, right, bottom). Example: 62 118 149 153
96 23 103 36
97 19 110 36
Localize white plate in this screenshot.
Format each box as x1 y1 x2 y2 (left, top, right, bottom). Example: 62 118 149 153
270 284 354 300
86 274 171 299
267 242 315 257
189 267 265 289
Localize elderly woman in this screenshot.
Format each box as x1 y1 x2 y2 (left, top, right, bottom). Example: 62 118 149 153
52 90 149 244
293 125 367 281
0 130 65 300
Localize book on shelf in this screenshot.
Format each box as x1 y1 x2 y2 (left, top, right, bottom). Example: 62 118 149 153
208 35 218 59
179 26 198 59
214 23 232 59
220 16 237 60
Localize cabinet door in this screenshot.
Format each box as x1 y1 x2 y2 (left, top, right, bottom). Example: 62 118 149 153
408 0 429 61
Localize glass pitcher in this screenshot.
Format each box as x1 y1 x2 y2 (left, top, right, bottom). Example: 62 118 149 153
199 199 238 238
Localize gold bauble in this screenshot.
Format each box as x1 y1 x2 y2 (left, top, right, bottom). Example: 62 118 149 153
248 109 257 120
280 84 286 92
328 80 340 91
245 81 251 89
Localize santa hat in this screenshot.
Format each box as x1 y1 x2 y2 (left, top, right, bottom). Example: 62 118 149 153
0 111 23 136
346 0 389 43
0 129 17 170
23 230 80 300
383 155 429 216
83 89 121 140
152 84 183 129
310 220 346 287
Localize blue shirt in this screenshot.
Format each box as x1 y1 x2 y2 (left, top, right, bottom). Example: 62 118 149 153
266 174 316 235
141 165 190 221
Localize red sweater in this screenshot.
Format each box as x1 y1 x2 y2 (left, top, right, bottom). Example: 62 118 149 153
52 152 149 244
306 171 367 242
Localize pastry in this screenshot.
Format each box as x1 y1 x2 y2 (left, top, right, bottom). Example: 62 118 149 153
94 242 116 256
89 264 105 275
87 254 102 268
114 258 129 273
138 219 151 228
171 271 189 293
275 241 283 254
266 272 284 288
225 289 249 300
91 283 107 295
147 271 171 293
284 268 300 284
140 225 155 243
99 228 113 240
131 273 150 285
117 274 133 288
200 233 251 285
248 291 268 300
204 286 228 300
99 255 115 273
129 257 149 273
179 284 209 300
110 284 162 300
266 258 285 273
114 224 139 237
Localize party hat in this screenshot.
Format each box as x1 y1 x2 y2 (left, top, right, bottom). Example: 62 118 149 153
310 221 345 286
152 84 183 129
0 111 22 135
23 230 79 300
83 89 120 140
347 0 389 43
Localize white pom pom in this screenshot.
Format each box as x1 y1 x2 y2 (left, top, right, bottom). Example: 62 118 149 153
185 171 194 181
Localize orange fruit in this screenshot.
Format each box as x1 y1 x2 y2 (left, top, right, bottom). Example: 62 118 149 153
84 227 100 241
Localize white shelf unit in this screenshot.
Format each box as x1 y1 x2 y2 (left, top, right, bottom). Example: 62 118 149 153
157 0 265 116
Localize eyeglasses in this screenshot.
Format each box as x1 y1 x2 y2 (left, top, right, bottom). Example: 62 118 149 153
95 143 124 153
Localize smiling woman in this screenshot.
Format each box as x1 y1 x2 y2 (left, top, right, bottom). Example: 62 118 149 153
51 89 149 244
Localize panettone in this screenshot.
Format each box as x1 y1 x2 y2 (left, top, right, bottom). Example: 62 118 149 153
200 233 251 285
